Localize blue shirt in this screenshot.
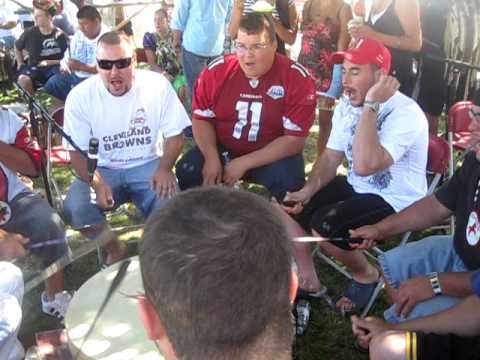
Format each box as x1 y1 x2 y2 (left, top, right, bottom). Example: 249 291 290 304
472 269 480 297
171 0 232 57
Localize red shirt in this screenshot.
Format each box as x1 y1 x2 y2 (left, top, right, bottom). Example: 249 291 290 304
192 54 316 156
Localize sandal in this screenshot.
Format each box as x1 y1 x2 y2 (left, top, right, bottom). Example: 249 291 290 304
335 279 379 317
296 286 334 307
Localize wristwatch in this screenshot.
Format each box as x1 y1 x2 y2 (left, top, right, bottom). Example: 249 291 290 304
427 272 442 296
364 100 380 113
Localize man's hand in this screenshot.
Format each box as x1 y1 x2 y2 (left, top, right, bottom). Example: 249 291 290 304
0 229 29 260
348 225 383 249
365 74 400 104
351 315 391 347
281 185 315 215
150 168 178 199
202 157 223 186
68 59 83 72
348 24 376 41
92 180 115 209
391 276 435 318
223 157 248 186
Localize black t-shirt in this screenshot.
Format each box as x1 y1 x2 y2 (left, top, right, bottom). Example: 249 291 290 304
435 151 480 269
15 26 68 66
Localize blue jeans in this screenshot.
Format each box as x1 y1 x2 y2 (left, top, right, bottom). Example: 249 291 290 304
44 72 86 101
175 145 305 200
379 235 467 323
63 159 167 229
181 47 220 97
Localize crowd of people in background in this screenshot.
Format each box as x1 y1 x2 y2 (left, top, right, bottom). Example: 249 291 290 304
1 0 480 360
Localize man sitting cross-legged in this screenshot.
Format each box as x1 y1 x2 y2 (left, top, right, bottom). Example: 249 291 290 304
139 187 298 360
278 38 429 317
62 31 190 266
175 13 316 201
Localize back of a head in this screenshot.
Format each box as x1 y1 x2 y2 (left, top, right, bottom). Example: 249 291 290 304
141 187 294 360
238 12 276 44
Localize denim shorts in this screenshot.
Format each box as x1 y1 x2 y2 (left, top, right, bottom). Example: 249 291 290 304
379 235 467 323
63 159 168 229
44 72 86 101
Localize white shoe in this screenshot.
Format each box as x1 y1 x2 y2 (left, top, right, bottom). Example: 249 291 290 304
41 291 72 320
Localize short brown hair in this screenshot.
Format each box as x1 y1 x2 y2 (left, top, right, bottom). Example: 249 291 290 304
239 13 276 43
141 187 294 360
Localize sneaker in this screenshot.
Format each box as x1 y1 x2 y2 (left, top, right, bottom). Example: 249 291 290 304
41 291 72 320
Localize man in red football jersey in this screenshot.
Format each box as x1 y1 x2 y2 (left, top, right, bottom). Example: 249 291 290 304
175 12 316 200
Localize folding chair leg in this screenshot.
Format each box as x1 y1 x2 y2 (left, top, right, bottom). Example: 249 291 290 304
312 246 353 280
360 278 384 318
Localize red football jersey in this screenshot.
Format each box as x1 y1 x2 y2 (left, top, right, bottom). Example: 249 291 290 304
192 54 316 156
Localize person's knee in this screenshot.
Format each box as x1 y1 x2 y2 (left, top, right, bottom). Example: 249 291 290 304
369 331 406 360
17 74 31 86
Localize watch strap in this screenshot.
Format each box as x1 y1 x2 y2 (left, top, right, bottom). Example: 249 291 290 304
427 272 442 296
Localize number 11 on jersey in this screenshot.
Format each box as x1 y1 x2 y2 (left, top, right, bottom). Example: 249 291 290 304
233 101 263 142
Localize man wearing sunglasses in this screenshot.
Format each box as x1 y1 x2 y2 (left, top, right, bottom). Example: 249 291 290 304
175 13 316 202
62 31 191 265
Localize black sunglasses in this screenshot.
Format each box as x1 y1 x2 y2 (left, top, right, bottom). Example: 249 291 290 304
97 57 132 70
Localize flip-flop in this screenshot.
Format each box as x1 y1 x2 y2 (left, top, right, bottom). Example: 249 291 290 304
335 279 379 317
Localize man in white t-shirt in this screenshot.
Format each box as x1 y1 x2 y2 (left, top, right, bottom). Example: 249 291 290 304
63 31 190 265
44 6 106 104
0 4 17 49
279 38 428 317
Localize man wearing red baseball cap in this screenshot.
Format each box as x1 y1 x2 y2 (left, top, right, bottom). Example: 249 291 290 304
279 38 429 325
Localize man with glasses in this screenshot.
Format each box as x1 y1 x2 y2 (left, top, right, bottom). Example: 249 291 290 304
176 13 316 201
62 31 190 265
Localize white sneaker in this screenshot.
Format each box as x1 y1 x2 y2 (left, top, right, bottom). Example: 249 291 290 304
41 291 72 320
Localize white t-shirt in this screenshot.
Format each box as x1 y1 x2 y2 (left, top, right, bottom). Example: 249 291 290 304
327 92 428 212
61 25 108 78
0 109 29 202
63 69 191 169
0 8 16 38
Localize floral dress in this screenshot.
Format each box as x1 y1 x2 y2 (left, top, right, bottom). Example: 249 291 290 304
298 18 340 93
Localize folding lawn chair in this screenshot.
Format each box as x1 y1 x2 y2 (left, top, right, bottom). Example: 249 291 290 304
313 134 451 317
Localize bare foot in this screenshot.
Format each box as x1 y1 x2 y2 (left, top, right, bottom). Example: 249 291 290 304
105 241 128 265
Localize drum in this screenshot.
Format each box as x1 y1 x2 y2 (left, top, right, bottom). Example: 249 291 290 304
65 256 164 360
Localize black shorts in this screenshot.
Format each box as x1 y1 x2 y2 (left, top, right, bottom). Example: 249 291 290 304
294 176 395 250
410 331 480 360
19 63 60 87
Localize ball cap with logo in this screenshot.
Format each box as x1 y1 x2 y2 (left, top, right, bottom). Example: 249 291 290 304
331 38 392 75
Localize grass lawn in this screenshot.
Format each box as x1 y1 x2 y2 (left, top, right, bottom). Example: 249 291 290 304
1 86 448 359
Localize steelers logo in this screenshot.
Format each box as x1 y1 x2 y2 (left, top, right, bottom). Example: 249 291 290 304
0 201 11 226
466 211 480 246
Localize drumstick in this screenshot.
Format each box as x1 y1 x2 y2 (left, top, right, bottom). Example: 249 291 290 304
24 230 115 294
293 236 364 244
26 238 66 250
74 259 132 360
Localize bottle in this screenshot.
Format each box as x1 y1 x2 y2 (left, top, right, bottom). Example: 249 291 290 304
295 300 311 336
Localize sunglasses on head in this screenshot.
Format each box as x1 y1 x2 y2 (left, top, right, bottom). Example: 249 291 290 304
97 57 132 70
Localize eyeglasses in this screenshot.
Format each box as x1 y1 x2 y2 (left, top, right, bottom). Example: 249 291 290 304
234 41 270 54
97 57 132 70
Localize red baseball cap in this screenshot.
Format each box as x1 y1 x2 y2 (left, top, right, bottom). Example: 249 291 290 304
331 38 391 74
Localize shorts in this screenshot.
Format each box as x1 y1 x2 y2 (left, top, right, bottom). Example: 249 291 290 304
44 72 86 101
18 64 60 88
294 176 395 250
380 235 467 323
